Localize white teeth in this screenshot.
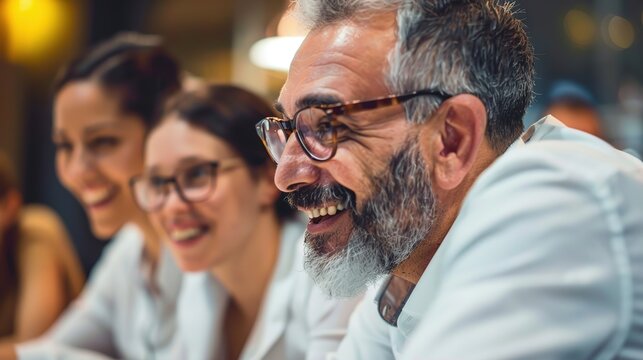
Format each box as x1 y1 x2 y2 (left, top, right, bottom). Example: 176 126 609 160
171 228 202 242
82 188 113 205
304 203 346 219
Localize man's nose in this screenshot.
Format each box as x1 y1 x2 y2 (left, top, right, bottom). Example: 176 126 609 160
274 135 321 192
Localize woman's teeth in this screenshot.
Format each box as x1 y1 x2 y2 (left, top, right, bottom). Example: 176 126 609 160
82 188 114 206
306 203 345 219
171 227 203 242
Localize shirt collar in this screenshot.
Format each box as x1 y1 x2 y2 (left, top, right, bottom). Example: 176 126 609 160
512 115 566 148
395 115 567 337
130 224 182 302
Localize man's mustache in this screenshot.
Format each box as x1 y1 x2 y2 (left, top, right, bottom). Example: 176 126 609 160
286 183 356 210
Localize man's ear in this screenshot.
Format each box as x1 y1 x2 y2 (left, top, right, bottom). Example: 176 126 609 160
429 94 487 191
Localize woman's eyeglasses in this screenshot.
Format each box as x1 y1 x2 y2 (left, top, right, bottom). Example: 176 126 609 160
130 159 242 212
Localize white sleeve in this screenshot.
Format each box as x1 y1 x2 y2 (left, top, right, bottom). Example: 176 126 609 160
402 147 625 360
17 233 134 359
335 287 395 360
304 286 363 360
16 342 116 360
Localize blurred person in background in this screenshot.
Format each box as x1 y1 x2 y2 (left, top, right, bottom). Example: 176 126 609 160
543 80 605 139
543 80 642 159
2 33 183 360
0 152 84 346
132 84 361 360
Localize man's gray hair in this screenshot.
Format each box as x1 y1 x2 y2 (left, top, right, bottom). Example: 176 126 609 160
294 0 535 153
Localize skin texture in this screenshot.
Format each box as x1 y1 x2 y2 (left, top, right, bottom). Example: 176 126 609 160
53 80 159 257
275 13 497 285
0 202 84 351
144 117 282 360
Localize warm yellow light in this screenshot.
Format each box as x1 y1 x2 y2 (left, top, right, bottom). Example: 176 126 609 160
277 9 308 37
564 9 596 48
2 0 67 62
607 15 635 49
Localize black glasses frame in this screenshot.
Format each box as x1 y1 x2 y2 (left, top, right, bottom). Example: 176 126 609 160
130 160 238 212
256 88 452 163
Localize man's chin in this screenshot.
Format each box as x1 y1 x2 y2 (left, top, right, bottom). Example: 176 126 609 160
305 214 354 256
305 231 347 258
303 230 386 298
304 253 383 298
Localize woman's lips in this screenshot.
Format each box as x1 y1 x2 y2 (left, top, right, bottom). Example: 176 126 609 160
81 186 118 209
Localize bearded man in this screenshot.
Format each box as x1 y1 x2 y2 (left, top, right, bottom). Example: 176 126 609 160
255 0 643 358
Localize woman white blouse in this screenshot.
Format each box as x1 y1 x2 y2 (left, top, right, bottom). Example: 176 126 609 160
18 225 181 359
178 221 359 360
131 84 362 360
13 33 184 360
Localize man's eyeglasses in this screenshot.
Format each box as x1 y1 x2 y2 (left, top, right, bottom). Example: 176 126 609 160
255 88 452 163
130 159 242 212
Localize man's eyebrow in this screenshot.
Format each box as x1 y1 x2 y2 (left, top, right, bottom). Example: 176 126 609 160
274 94 344 118
296 94 343 110
274 102 286 115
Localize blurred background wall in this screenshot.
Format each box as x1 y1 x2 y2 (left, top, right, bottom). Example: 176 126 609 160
0 0 641 274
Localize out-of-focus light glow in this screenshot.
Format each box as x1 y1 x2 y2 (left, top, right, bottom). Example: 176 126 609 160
2 0 67 62
277 10 307 37
564 9 596 47
249 36 304 72
606 15 635 49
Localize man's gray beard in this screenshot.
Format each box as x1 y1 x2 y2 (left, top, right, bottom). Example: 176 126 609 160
304 141 436 298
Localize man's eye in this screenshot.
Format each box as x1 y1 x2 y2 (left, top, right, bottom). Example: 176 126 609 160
315 120 333 134
313 119 337 145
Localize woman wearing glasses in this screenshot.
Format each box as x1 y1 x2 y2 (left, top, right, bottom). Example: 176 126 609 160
12 33 183 360
131 84 361 360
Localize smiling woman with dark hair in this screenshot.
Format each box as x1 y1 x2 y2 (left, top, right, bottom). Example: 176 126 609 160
4 33 184 360
132 84 361 360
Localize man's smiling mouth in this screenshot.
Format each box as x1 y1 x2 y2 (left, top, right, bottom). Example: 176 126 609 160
299 202 348 224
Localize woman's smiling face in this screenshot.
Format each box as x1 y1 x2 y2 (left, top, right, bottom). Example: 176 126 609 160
143 117 275 272
53 80 147 238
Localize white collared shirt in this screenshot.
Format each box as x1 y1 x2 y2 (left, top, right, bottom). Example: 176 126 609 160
175 220 363 360
18 224 183 360
337 116 643 359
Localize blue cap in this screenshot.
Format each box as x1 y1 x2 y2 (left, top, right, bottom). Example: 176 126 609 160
547 80 596 107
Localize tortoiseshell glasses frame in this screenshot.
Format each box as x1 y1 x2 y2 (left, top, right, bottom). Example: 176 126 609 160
255 88 452 163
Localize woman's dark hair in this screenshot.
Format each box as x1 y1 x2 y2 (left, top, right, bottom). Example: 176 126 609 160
161 84 297 222
53 32 181 129
0 152 20 336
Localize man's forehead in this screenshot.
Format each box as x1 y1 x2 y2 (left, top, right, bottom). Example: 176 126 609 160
278 15 396 115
